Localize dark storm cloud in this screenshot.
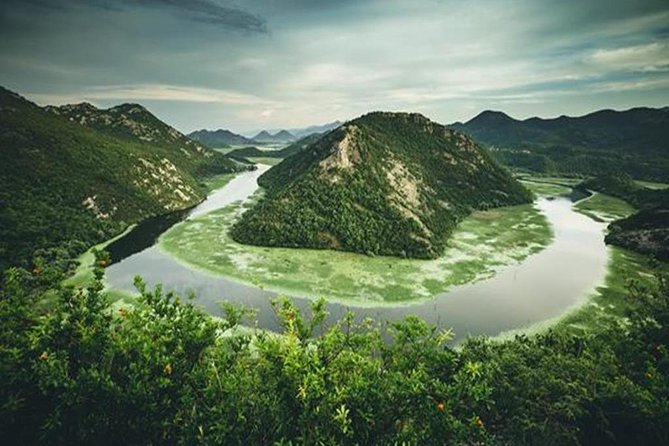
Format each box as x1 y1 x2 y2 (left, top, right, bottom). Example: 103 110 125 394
4 0 266 33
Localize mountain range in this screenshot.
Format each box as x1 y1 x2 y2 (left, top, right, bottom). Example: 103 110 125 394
231 112 531 259
449 107 669 181
251 129 296 144
188 121 342 147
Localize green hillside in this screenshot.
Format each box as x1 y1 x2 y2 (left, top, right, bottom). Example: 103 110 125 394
187 128 253 147
232 112 531 259
0 87 246 270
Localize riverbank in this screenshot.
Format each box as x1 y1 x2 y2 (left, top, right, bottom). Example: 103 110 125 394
159 190 553 304
95 169 663 342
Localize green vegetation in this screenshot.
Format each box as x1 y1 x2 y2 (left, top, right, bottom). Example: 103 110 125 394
574 193 635 222
519 179 572 197
203 172 238 193
2 251 669 445
247 156 284 166
578 173 669 259
187 128 253 146
64 225 136 289
0 87 247 271
607 209 669 260
558 247 668 332
160 193 551 303
233 112 532 259
635 180 669 190
451 108 669 181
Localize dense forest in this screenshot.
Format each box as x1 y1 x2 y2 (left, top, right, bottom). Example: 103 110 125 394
0 87 249 272
1 252 667 445
450 108 669 181
232 112 532 259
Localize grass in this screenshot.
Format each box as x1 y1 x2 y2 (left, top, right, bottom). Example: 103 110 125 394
159 194 553 305
496 183 667 340
635 180 669 190
203 173 238 193
521 180 571 197
556 247 667 333
574 193 635 222
247 157 283 166
64 224 136 289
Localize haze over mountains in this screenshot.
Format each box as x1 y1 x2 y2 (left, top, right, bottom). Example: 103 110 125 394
231 112 531 259
188 120 342 147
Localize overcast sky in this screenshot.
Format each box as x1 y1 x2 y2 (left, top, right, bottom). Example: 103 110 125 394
1 0 668 133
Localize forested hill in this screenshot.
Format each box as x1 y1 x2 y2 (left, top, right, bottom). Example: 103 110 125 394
187 128 254 147
45 102 242 176
0 87 245 270
450 107 669 181
232 112 531 259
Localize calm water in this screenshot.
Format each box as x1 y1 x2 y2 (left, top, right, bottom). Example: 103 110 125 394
105 166 608 342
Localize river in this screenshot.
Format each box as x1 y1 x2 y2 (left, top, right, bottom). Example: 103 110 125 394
105 166 608 342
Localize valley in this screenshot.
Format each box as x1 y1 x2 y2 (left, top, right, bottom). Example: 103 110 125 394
4 1 669 442
91 161 660 343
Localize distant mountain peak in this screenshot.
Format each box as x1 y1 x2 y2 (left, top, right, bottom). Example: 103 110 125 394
253 130 273 139
467 110 515 125
110 103 150 115
187 128 253 146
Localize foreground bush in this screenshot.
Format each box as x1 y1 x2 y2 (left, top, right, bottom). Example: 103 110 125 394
1 260 668 445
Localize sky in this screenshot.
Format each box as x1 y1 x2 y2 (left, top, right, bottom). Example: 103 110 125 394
1 0 668 134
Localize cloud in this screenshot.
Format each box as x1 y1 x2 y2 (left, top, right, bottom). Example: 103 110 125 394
28 84 274 107
588 42 669 72
3 0 669 131
10 0 266 33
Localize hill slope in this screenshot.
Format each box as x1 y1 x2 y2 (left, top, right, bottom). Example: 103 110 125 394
231 112 531 259
450 107 669 180
187 128 254 147
47 103 243 176
0 87 243 269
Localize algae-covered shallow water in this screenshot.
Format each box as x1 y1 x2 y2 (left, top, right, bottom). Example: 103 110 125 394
105 166 609 341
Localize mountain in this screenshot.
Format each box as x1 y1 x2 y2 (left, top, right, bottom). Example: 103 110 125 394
0 87 245 270
231 112 531 259
251 129 297 144
290 120 342 138
187 129 254 147
273 129 295 142
450 107 669 181
46 102 244 176
48 103 202 150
